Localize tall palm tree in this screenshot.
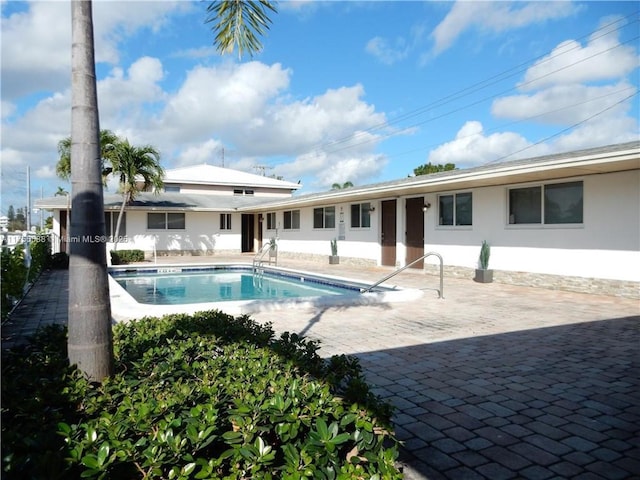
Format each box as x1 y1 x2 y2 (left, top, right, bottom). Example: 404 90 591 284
66 0 276 382
109 140 164 249
68 0 113 381
56 129 119 182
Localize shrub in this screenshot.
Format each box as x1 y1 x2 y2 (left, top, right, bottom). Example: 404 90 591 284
2 311 401 479
110 249 145 265
1 235 51 321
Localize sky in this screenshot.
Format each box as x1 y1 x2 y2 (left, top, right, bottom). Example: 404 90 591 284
1 0 639 222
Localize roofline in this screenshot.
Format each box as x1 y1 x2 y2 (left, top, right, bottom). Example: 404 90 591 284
242 142 640 211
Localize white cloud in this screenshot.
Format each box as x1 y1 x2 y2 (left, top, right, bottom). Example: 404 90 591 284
0 1 189 101
365 36 409 65
427 121 539 166
174 139 225 167
492 82 637 124
431 1 578 55
518 17 640 91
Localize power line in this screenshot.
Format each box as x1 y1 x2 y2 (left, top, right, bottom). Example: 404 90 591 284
299 12 639 158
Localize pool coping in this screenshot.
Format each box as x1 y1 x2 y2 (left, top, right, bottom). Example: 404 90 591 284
108 262 424 322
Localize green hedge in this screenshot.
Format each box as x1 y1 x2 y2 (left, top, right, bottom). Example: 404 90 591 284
1 235 52 321
2 311 401 479
110 249 145 265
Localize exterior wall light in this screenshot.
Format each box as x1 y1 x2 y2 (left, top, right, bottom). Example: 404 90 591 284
422 203 431 212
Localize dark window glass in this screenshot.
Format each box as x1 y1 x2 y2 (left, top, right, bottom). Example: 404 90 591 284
509 187 542 224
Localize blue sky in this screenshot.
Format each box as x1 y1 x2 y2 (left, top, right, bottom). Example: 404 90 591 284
1 1 638 220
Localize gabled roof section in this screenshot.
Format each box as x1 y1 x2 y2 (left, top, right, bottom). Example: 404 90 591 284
164 164 301 190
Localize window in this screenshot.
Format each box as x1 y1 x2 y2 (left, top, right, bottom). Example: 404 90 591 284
266 212 276 230
147 212 185 230
509 181 583 225
164 185 180 192
220 213 232 230
438 192 472 226
314 206 336 229
244 189 254 196
283 210 300 230
104 212 126 239
233 188 254 195
350 203 372 228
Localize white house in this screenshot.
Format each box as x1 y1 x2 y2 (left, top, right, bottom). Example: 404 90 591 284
36 142 640 297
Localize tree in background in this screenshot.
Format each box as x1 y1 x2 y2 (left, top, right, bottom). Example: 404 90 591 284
56 129 119 182
331 181 354 190
109 139 164 249
413 162 456 176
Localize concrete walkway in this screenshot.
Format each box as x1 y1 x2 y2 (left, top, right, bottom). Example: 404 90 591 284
2 257 639 479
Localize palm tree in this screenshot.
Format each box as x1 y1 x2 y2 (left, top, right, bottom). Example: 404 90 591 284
109 140 164 249
55 186 70 252
66 0 276 382
56 129 119 182
68 0 113 381
331 181 354 190
205 0 277 58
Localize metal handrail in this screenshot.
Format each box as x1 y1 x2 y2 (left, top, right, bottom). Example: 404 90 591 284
362 251 444 298
252 243 275 270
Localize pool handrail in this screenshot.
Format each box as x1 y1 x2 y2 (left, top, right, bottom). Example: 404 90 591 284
362 251 444 299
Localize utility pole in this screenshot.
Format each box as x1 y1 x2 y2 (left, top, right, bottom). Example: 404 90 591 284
26 166 31 231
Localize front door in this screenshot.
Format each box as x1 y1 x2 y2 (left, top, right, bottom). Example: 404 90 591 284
381 200 396 267
406 197 425 269
241 214 255 253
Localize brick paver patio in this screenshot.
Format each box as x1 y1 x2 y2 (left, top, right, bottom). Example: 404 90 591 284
2 256 639 479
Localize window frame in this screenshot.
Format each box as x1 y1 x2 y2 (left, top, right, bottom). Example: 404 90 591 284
350 203 372 229
313 206 336 229
508 181 583 226
266 212 276 230
219 213 232 230
283 210 300 230
437 192 473 227
147 212 186 230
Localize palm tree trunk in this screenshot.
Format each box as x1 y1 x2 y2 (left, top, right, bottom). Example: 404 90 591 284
68 0 113 382
113 191 129 251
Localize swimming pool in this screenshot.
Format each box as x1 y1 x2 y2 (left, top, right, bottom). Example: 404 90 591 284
113 267 359 304
108 263 423 321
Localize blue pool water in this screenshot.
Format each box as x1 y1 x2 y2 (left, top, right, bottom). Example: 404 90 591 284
113 267 361 305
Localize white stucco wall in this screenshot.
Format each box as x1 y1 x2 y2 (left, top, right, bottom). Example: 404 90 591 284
424 171 640 281
120 210 241 255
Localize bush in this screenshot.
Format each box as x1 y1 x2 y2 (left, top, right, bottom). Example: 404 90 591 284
2 311 401 479
1 235 51 321
49 252 69 270
110 249 145 265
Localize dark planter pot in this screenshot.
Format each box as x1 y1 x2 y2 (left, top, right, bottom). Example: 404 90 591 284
329 255 340 265
474 269 493 283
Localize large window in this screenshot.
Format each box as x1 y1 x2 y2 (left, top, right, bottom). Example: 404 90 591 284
266 212 276 230
509 181 583 225
220 213 232 230
438 192 472 226
313 206 335 229
147 212 185 230
105 212 126 239
283 210 300 230
350 203 372 228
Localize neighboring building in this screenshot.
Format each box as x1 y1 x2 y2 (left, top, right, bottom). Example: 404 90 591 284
36 142 640 297
0 215 8 232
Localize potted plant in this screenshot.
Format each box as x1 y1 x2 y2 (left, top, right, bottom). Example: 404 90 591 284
474 240 493 283
329 238 339 264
